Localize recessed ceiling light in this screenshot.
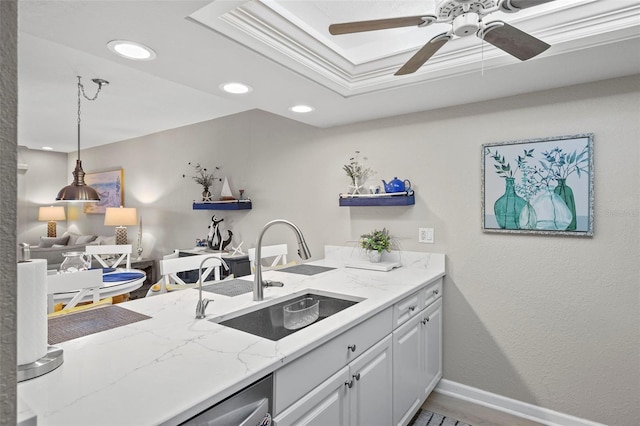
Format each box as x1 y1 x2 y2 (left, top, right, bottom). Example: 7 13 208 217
107 40 157 61
42 146 53 151
290 105 314 113
220 82 252 94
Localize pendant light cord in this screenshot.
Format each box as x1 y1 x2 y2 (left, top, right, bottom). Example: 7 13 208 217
76 76 108 162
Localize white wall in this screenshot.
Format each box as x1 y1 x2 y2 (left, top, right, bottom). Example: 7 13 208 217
46 75 640 425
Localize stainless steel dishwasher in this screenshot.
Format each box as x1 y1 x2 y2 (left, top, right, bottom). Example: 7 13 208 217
181 374 272 425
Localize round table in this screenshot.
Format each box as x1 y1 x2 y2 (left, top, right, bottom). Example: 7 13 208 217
52 268 146 305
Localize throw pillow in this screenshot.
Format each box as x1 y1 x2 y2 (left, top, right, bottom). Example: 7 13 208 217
38 235 70 248
63 232 80 245
75 235 97 244
94 235 116 245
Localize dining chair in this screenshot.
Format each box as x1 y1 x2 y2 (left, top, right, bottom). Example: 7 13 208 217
46 268 104 313
85 244 132 270
146 253 228 296
248 244 294 272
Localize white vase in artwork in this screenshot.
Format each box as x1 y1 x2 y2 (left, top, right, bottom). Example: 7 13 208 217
531 187 572 230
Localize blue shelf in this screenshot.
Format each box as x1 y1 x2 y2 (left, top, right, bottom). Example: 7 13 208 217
339 194 415 207
192 201 252 210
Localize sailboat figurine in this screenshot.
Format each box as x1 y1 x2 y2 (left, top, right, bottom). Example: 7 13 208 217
220 177 235 201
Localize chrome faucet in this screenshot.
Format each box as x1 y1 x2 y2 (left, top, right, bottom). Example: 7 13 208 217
253 219 311 301
195 255 228 319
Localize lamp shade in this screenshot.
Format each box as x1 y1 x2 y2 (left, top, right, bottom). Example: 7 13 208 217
38 206 66 221
104 207 138 226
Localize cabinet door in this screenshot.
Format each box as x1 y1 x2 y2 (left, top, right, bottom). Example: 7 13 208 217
392 314 422 426
420 298 442 399
349 335 393 426
273 367 350 426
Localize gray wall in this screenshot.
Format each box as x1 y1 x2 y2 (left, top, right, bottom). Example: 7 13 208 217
17 147 68 244
21 75 640 425
1 1 18 424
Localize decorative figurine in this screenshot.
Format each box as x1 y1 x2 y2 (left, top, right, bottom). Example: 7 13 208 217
206 215 233 251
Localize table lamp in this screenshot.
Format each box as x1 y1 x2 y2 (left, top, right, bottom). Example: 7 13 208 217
104 206 137 245
38 206 66 237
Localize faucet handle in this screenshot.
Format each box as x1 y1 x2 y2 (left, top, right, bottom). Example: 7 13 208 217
196 298 212 319
263 280 284 288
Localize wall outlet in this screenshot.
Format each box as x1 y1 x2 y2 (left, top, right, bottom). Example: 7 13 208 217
419 227 434 244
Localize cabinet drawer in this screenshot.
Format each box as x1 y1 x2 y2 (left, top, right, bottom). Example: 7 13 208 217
393 291 422 328
274 307 392 415
421 278 443 310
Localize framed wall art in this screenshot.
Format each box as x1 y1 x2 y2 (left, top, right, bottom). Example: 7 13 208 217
84 169 124 214
482 134 594 236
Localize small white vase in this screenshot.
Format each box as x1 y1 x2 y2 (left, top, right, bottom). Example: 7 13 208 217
368 251 382 263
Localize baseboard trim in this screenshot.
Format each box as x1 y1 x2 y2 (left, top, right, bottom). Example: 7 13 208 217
434 379 605 426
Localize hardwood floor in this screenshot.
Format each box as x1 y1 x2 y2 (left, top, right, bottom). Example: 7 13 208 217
421 392 545 426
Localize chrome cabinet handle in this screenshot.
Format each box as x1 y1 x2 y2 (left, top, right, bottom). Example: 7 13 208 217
433 289 439 295
345 380 354 389
421 317 430 325
352 373 361 381
408 305 416 312
348 344 357 352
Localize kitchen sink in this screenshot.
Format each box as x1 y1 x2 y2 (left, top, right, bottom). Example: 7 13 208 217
210 291 363 341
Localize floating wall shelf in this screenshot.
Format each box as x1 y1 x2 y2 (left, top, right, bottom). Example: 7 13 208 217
338 193 415 207
192 200 252 210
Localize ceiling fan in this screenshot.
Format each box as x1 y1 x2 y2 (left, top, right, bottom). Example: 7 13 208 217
329 0 557 75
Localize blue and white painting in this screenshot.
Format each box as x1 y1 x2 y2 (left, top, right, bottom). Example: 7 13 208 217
84 169 124 214
482 134 594 236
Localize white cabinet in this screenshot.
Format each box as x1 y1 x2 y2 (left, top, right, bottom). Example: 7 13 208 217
349 335 393 425
274 335 393 426
392 311 423 426
274 307 392 414
392 296 442 426
421 298 442 399
273 278 443 426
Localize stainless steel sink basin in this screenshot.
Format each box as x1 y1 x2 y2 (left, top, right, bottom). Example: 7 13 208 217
210 291 363 341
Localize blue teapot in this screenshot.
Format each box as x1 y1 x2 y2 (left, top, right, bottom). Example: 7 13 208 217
382 177 411 193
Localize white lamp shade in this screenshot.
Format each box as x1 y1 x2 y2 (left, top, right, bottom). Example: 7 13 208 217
38 206 66 221
104 207 137 226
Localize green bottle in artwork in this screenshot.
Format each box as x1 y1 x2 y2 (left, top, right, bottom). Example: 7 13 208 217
494 177 526 229
554 178 576 230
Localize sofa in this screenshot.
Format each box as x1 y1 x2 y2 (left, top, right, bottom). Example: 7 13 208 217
26 232 115 270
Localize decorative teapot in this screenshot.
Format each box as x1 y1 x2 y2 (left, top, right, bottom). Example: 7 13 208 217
59 251 91 273
382 177 411 193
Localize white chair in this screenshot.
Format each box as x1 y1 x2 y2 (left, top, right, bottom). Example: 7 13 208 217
147 253 228 296
248 244 292 272
85 244 132 270
46 269 103 313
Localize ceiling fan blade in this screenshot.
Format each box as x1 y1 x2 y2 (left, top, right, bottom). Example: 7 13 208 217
500 0 557 12
329 15 431 35
395 33 451 76
480 22 550 61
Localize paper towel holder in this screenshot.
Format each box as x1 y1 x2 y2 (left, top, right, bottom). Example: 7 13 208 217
17 346 64 382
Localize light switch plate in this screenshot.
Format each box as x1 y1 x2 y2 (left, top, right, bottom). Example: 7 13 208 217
419 228 434 244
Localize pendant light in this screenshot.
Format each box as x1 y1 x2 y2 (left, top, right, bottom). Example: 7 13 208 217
56 76 109 202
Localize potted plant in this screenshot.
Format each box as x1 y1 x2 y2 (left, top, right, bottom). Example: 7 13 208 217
183 162 220 202
360 228 392 263
343 150 373 195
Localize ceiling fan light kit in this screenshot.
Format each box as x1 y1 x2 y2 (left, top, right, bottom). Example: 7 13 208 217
329 0 557 75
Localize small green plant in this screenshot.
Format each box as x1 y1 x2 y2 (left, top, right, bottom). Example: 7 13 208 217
360 228 393 253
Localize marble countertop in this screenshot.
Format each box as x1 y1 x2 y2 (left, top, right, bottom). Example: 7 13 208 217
18 246 445 425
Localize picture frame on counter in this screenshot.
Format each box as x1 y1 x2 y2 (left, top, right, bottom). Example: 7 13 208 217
84 168 125 214
481 133 594 236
